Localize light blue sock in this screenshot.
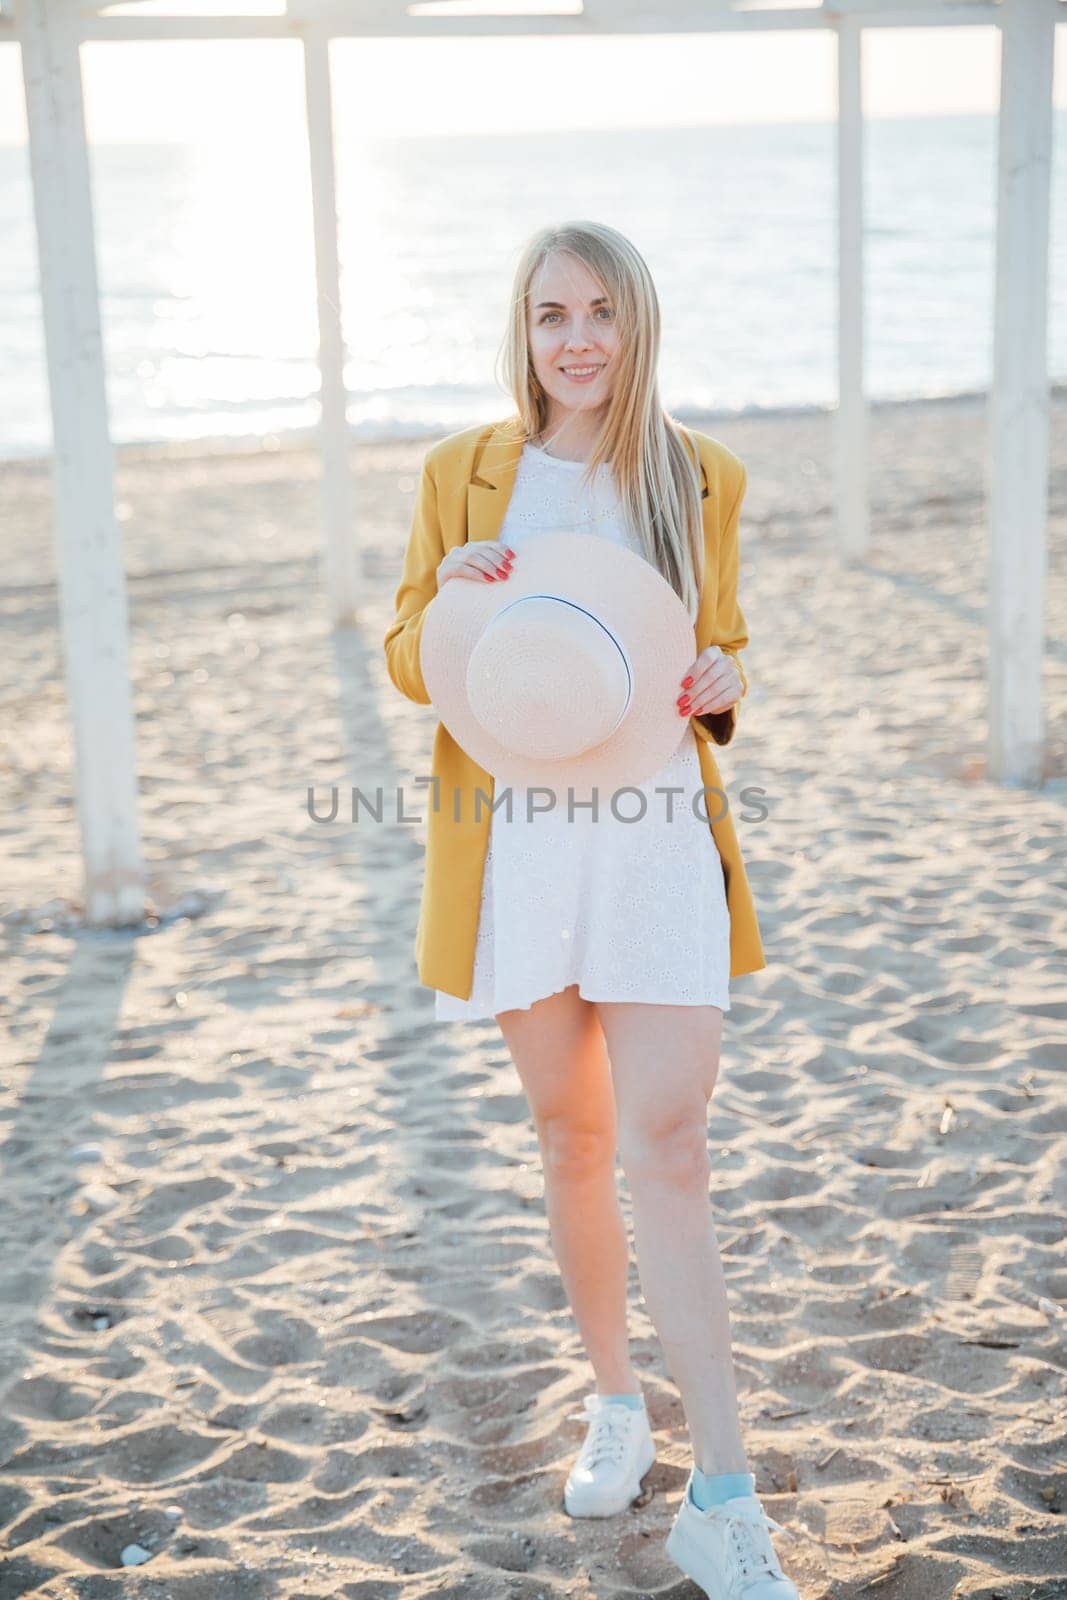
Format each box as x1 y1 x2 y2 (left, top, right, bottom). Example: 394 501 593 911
598 1391 645 1411
689 1466 756 1510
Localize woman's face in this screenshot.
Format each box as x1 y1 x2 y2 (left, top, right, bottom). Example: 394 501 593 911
527 252 619 421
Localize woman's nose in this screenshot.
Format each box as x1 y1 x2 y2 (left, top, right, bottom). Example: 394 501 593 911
565 321 598 349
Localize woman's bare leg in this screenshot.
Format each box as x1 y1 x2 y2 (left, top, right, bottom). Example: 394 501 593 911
496 984 640 1395
594 999 748 1476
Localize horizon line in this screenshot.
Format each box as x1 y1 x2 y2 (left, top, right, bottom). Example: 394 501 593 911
3 104 1065 150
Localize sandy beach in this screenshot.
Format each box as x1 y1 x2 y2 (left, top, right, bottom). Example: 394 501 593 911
0 392 1065 1598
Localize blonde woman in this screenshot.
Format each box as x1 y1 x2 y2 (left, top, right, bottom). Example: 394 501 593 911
384 222 798 1599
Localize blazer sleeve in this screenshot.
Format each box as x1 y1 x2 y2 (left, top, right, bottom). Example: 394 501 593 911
691 461 750 749
383 451 445 706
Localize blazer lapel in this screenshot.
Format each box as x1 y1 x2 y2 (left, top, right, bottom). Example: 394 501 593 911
466 415 528 545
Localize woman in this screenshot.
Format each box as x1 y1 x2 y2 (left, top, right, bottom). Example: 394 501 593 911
384 222 797 1599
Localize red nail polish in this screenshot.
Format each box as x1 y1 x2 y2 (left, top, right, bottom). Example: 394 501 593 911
679 699 691 712
682 676 693 689
485 574 495 581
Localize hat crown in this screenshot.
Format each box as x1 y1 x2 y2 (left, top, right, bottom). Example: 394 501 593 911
418 528 695 799
465 596 632 762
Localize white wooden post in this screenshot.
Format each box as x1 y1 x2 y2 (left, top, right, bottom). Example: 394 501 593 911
835 13 868 559
987 0 1054 786
301 21 361 625
15 0 144 922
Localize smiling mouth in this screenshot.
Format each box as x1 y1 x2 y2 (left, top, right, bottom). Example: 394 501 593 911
560 365 604 377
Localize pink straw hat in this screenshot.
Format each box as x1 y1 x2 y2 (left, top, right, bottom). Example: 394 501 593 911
419 530 696 798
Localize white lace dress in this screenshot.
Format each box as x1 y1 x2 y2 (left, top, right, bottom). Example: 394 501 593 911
433 440 731 1022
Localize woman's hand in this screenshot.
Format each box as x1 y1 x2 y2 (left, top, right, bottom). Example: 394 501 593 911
676 645 743 718
436 540 516 591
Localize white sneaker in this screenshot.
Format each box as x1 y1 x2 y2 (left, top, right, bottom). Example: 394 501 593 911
562 1393 657 1518
665 1472 800 1598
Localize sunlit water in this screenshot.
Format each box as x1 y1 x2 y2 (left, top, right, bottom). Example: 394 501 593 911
2 114 1065 460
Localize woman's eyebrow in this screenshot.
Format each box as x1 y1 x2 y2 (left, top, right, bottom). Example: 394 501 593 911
533 297 609 309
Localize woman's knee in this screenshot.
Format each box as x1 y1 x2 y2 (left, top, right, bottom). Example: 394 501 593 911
617 1111 711 1191
539 1117 617 1182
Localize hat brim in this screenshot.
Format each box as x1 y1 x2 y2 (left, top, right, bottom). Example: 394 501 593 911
420 530 696 799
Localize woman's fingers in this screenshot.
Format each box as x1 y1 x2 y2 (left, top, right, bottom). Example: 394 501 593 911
677 650 737 716
475 541 516 582
438 542 516 591
442 542 516 585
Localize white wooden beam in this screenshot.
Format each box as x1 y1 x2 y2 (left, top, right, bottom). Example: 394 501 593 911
835 11 868 558
987 0 1055 785
14 0 144 922
301 21 361 624
283 0 829 29
14 3 1003 43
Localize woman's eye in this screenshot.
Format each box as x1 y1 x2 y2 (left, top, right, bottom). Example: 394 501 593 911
539 308 613 324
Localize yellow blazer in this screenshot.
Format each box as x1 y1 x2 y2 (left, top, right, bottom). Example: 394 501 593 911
383 415 767 1000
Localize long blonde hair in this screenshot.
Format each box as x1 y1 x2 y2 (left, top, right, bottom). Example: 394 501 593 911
496 220 705 621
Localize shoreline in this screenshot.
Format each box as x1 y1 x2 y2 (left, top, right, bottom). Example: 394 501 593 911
4 383 1065 471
